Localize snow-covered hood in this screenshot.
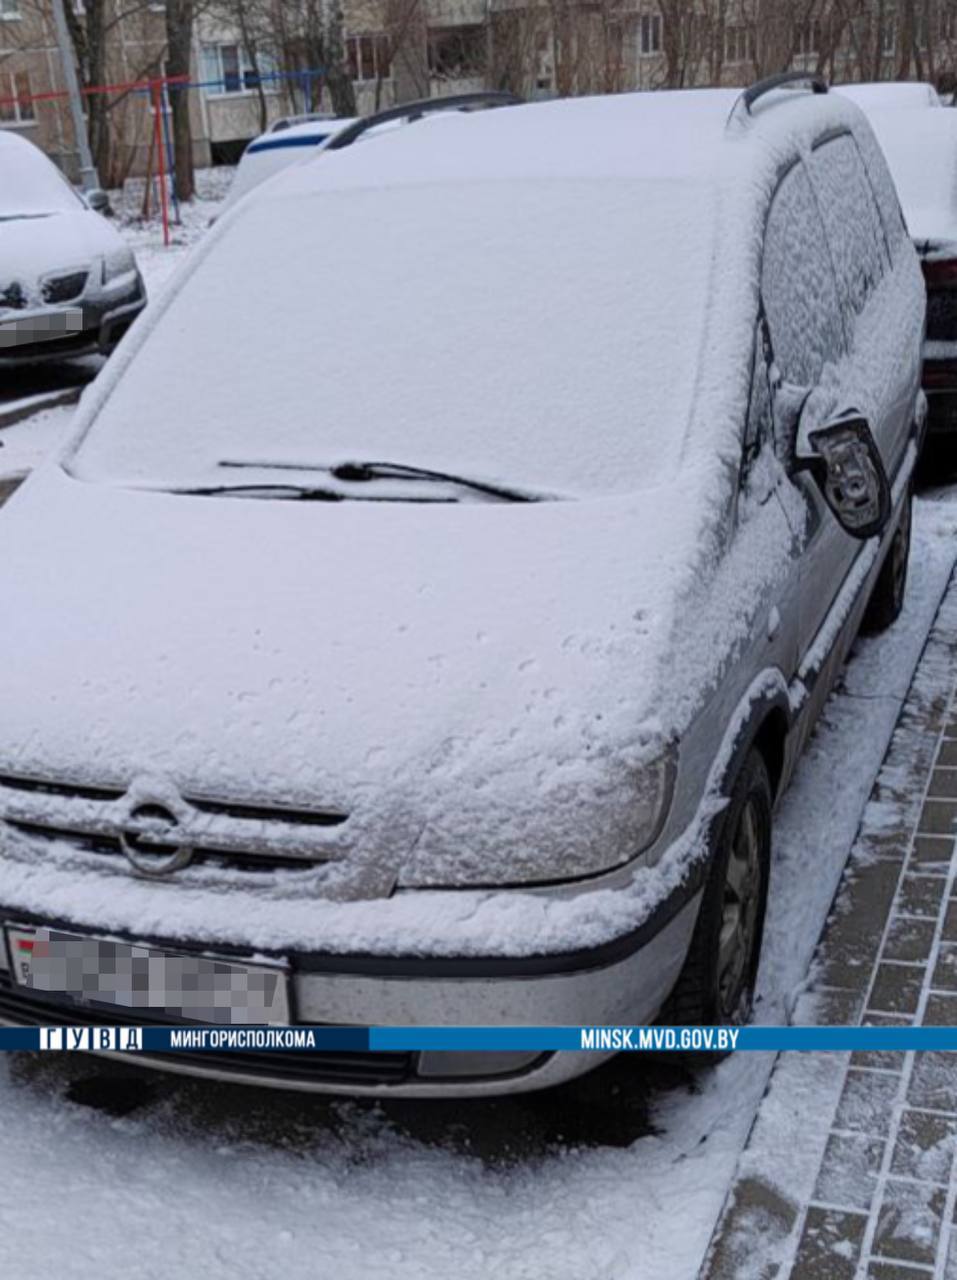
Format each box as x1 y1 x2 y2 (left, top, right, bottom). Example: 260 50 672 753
0 210 121 301
0 465 705 890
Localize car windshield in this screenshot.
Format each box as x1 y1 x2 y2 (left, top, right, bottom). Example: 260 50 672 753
0 145 84 219
71 178 713 497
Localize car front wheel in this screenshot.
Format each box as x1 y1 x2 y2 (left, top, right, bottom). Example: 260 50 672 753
663 749 772 1029
862 490 911 635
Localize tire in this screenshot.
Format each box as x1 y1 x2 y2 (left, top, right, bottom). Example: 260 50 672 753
663 749 772 1031
862 489 911 635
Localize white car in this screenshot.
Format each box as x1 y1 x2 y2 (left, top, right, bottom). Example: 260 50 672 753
836 80 942 110
843 94 957 439
0 130 146 365
221 116 359 212
0 78 924 1095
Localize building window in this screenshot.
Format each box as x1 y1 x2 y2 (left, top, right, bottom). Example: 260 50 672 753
639 12 662 56
346 34 391 83
880 9 896 55
428 25 485 77
724 24 755 65
0 70 34 122
795 18 821 56
0 0 21 19
201 44 277 95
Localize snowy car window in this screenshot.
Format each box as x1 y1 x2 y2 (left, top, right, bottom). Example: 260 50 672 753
1 145 84 218
71 180 714 497
852 124 906 251
808 134 888 321
761 160 844 389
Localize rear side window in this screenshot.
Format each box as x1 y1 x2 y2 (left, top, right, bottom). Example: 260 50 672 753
808 134 888 321
761 160 844 388
853 123 907 251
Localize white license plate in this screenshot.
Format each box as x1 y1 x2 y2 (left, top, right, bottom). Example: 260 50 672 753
5 926 290 1025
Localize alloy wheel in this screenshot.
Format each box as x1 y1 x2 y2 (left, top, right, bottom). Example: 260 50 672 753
717 798 763 1021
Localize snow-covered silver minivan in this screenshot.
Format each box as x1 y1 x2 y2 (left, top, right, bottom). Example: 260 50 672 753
0 77 925 1095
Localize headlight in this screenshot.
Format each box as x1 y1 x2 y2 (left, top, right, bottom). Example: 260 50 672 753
101 248 136 284
399 741 679 889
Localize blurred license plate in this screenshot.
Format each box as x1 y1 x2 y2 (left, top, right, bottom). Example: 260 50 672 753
0 309 84 347
5 926 290 1025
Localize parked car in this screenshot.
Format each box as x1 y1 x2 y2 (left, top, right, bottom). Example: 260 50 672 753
221 115 359 212
0 76 925 1096
0 130 146 365
836 80 942 110
840 96 957 440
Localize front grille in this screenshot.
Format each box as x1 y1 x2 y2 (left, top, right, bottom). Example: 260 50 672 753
41 271 88 304
0 772 350 874
0 775 124 803
927 288 957 342
0 281 26 311
0 974 415 1086
5 821 316 874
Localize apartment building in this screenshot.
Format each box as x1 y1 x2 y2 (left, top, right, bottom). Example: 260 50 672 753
2 0 955 185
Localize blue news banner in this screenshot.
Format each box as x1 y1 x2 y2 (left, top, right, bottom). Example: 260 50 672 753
0 1025 956 1053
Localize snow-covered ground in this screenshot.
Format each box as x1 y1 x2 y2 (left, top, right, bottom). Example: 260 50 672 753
2 167 957 1279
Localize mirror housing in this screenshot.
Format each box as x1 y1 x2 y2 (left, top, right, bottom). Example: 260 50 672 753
797 416 891 540
85 188 111 216
769 369 811 464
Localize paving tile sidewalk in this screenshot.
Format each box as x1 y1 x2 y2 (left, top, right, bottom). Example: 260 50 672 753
703 579 957 1280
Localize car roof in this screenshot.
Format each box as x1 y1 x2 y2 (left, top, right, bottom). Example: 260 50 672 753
244 116 358 156
862 105 957 240
835 81 941 110
0 126 44 160
265 86 869 201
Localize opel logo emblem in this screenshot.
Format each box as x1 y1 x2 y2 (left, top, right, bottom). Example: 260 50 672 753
119 801 194 877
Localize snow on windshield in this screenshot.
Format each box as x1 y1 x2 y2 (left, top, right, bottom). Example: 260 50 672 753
72 178 713 497
0 136 84 218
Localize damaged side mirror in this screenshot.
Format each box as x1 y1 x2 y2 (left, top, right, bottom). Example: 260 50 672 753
794 414 891 540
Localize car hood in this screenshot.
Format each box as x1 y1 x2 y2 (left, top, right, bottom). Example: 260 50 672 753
0 466 706 890
0 210 121 303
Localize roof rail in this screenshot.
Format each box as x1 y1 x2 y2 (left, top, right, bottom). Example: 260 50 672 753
729 71 829 124
324 91 523 152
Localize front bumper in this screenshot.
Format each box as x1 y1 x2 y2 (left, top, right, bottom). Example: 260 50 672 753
0 888 701 1096
0 275 146 366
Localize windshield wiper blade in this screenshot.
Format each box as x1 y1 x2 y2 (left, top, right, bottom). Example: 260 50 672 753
171 483 346 501
218 458 540 503
169 481 456 504
331 461 539 502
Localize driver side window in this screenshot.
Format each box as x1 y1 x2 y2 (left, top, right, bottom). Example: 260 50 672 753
761 159 845 392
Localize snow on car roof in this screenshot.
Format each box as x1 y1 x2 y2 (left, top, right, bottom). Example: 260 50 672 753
267 87 866 194
863 106 957 244
0 128 85 218
836 80 942 110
